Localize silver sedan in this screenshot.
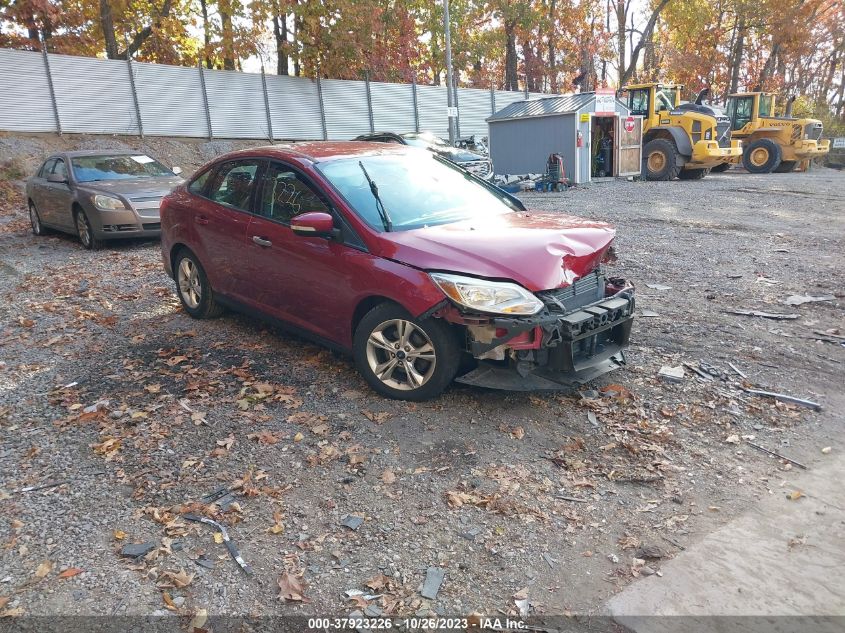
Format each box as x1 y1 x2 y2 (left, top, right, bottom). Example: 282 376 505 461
25 150 184 249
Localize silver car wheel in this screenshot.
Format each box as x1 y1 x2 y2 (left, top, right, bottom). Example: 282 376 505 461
76 213 91 247
365 319 436 391
29 204 41 234
177 258 201 309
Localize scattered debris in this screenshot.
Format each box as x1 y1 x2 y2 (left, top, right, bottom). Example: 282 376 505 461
745 440 808 470
786 490 806 501
683 362 713 381
120 542 156 558
727 361 748 380
554 494 590 503
640 309 660 317
420 567 446 600
12 480 70 494
542 553 557 568
658 365 685 383
646 283 672 291
821 446 832 454
727 309 800 320
512 587 530 616
341 515 364 531
183 514 253 576
635 544 666 560
742 388 822 411
782 294 835 306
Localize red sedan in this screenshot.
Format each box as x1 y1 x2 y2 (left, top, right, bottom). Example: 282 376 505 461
160 142 634 400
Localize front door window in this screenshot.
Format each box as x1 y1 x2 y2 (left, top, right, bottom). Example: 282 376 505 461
208 160 261 212
728 97 754 130
258 162 330 224
628 90 650 116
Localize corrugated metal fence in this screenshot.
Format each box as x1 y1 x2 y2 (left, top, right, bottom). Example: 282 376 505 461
0 48 547 141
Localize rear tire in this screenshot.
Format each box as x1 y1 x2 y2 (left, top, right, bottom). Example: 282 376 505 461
678 168 710 180
353 303 461 401
643 138 682 181
74 208 102 250
773 160 797 173
742 138 782 174
710 162 731 173
173 249 224 319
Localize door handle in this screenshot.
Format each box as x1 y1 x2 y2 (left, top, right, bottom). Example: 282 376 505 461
195 215 209 225
252 236 272 247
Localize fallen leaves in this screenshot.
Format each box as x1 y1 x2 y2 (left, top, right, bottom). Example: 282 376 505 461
57 568 84 579
34 560 52 578
786 490 806 501
277 572 308 602
158 569 194 588
247 430 284 445
381 469 396 485
362 410 391 424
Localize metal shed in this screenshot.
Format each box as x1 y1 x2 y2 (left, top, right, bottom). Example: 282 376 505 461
487 91 642 184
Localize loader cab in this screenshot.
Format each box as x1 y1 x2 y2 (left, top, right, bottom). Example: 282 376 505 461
725 93 776 131
623 83 682 128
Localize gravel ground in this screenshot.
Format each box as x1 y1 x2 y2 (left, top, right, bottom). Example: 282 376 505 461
0 135 843 629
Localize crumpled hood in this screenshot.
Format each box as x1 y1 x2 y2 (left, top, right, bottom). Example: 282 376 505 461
376 211 616 291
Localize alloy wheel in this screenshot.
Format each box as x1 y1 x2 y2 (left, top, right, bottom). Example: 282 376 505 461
29 204 40 234
177 258 202 309
76 213 91 247
365 319 436 391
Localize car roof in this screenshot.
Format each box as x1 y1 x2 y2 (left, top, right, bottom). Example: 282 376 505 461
59 150 145 158
219 141 411 164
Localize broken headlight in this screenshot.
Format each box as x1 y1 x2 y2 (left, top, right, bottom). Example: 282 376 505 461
429 273 543 316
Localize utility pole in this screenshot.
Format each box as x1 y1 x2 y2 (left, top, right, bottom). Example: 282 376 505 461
443 0 456 145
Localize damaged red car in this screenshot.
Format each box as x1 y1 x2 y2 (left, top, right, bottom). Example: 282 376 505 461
160 142 634 400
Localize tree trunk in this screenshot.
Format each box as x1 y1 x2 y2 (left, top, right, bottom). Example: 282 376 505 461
220 0 236 70
616 0 626 86
547 0 557 93
504 18 519 91
619 0 671 86
757 42 780 90
200 0 212 68
99 0 120 59
728 16 745 97
273 11 289 75
293 15 301 77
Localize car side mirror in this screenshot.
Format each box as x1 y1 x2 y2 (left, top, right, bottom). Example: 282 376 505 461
172 166 183 175
46 173 67 184
291 212 335 238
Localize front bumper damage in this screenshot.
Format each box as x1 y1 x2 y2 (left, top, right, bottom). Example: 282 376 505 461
448 271 635 391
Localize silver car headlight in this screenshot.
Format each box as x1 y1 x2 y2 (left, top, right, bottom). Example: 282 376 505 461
429 272 543 315
93 194 127 210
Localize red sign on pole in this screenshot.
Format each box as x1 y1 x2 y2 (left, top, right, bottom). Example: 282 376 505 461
624 116 635 133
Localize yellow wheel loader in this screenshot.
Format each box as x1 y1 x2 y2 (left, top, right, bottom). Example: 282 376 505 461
715 92 831 173
620 83 742 181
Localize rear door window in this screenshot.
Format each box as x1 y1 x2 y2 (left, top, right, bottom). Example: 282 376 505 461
207 160 262 212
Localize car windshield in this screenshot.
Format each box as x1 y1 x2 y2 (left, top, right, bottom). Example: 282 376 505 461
71 154 174 182
318 151 516 232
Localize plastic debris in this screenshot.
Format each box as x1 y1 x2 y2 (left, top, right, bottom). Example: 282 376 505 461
782 294 835 306
341 515 364 531
658 365 685 383
420 567 446 599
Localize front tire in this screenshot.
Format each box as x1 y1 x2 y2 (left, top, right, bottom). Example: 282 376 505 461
353 303 461 401
742 138 782 174
174 249 224 319
74 209 102 250
678 168 710 180
643 138 681 181
29 202 48 236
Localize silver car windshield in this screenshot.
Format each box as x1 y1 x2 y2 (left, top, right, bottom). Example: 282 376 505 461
71 155 174 182
317 151 515 232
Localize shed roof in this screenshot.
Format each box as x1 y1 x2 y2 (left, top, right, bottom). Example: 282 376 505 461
487 93 597 122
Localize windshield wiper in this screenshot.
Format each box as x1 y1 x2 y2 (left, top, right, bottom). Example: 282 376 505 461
358 161 392 232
